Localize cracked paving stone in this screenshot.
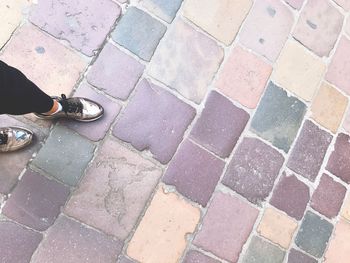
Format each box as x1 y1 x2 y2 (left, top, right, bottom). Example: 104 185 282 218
287 249 317 263
141 0 183 23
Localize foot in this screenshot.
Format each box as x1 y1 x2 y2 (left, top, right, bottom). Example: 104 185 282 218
35 94 104 122
0 127 33 153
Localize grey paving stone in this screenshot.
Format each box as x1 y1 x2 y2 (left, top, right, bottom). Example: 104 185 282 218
142 0 183 23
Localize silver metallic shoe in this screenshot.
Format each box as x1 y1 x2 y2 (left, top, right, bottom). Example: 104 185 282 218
35 94 104 122
0 127 33 153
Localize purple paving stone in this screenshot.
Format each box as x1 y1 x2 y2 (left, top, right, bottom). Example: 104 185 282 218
113 79 196 164
270 172 310 220
326 133 350 184
31 215 123 263
287 120 332 182
86 43 145 100
288 249 317 263
163 140 225 206
2 169 70 231
190 91 249 158
29 0 121 56
222 137 284 205
311 173 346 219
61 82 121 141
0 221 42 263
183 250 220 263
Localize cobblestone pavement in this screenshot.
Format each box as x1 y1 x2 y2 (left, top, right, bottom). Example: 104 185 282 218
1 0 350 262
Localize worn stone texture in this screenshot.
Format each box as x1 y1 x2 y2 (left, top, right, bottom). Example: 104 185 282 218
284 0 304 9
324 219 350 262
343 110 350 133
183 250 221 263
141 0 183 23
287 249 317 263
341 194 350 221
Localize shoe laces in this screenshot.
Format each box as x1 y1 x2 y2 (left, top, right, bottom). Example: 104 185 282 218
59 94 83 114
0 131 8 145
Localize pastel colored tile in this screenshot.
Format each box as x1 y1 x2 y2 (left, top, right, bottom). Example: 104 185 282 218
148 19 224 104
324 219 350 262
215 46 272 109
326 133 350 184
341 194 350 221
127 187 200 263
343 110 350 133
311 83 348 133
32 125 95 186
183 251 220 263
31 215 122 263
288 249 317 263
0 221 42 263
257 208 298 249
273 40 326 101
190 91 250 158
326 37 350 96
113 79 195 164
287 120 332 182
30 0 121 56
0 24 87 96
86 42 145 100
239 0 294 62
295 211 333 258
270 173 310 220
333 0 350 10
194 192 259 262
284 0 304 9
293 0 343 57
163 140 225 206
3 169 70 231
311 174 346 219
183 0 252 45
65 137 161 240
141 0 182 23
250 82 307 153
112 7 166 61
60 82 121 141
222 137 284 205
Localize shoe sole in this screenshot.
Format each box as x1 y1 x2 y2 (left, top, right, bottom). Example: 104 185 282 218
34 112 104 122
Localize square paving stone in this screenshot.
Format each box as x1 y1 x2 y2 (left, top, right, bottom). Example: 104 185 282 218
239 0 294 62
293 0 343 57
148 18 224 104
113 79 195 164
30 0 121 56
111 7 166 61
163 140 225 206
65 137 162 240
194 192 259 262
0 221 42 263
183 0 253 45
324 219 350 262
250 81 307 153
32 125 95 186
295 211 334 258
311 174 346 219
287 120 332 182
215 45 272 109
242 236 285 263
86 42 145 100
284 0 304 9
183 250 220 263
270 172 310 220
287 249 317 263
60 82 121 141
31 215 122 263
190 91 250 158
222 137 284 205
326 133 350 184
2 169 70 231
141 0 183 23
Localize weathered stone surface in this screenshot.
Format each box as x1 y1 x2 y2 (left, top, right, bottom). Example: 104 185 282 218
183 250 220 263
284 0 304 9
343 110 350 133
288 249 317 263
324 219 350 262
341 194 350 221
333 0 350 10
141 0 182 23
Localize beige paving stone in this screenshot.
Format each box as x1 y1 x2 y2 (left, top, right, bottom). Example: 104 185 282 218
272 40 326 101
311 83 348 133
127 187 200 263
324 219 350 262
341 194 350 221
182 0 253 45
257 207 298 249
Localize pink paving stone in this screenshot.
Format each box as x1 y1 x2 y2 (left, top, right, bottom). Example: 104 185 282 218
183 250 220 263
87 43 144 100
29 0 121 56
284 0 304 9
193 192 259 262
163 140 225 206
0 221 42 263
113 79 196 164
293 0 343 57
270 173 310 220
326 133 350 183
326 37 350 95
288 249 317 263
344 110 350 133
31 215 123 263
239 0 294 62
190 91 250 158
215 46 272 109
60 82 121 141
333 0 350 10
2 169 70 231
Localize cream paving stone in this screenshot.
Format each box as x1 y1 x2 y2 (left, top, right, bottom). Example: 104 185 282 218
324 219 350 262
341 194 350 221
127 187 200 263
182 0 253 45
272 40 326 101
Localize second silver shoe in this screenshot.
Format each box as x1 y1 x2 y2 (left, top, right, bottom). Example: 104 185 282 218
0 127 33 153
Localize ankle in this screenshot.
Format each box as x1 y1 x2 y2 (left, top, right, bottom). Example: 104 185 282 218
44 100 62 115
